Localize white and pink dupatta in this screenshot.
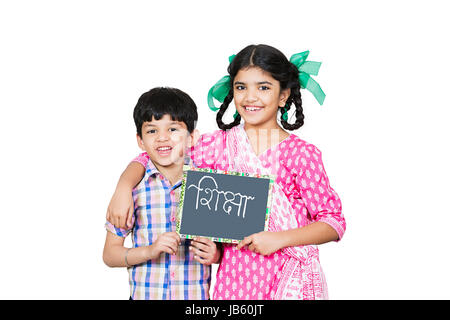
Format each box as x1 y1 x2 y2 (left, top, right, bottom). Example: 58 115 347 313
226 125 328 300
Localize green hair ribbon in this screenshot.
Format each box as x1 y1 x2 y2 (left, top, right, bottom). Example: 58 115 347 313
207 55 239 118
289 50 326 105
207 50 326 120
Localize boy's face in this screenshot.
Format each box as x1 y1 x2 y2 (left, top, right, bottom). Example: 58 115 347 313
137 114 195 171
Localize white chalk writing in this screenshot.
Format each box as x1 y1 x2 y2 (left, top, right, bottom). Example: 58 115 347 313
187 175 255 218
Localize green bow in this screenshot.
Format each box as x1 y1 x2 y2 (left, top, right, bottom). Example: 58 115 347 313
207 54 239 118
207 50 326 119
289 51 326 105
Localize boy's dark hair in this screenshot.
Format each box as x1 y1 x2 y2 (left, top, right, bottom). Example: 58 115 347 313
217 44 304 131
133 87 198 137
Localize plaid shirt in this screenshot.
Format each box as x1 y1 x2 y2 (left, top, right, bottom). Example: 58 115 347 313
105 159 211 300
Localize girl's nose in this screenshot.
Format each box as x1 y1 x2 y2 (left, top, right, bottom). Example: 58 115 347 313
245 88 258 103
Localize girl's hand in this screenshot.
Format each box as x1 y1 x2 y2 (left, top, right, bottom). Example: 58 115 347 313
236 231 284 256
190 237 221 265
106 187 134 229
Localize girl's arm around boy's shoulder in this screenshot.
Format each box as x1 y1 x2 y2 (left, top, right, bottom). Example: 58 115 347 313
190 129 227 169
106 161 145 229
105 129 227 229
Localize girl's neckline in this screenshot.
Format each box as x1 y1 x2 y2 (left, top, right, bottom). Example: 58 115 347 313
238 123 293 158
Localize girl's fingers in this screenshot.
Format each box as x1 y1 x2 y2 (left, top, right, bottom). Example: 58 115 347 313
114 216 121 229
236 236 253 250
126 207 134 228
248 243 259 254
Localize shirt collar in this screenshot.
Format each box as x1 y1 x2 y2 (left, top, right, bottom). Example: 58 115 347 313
144 155 193 185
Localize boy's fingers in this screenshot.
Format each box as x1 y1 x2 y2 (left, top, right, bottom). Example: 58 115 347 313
167 232 181 245
193 237 213 247
161 247 176 255
191 240 211 253
161 236 180 249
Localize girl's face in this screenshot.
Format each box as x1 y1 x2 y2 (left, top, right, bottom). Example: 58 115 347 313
233 67 290 131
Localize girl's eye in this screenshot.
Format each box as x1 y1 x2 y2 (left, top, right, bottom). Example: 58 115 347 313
235 85 245 90
259 86 270 91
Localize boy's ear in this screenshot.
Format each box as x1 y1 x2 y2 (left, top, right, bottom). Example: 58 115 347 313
136 133 145 151
190 129 200 147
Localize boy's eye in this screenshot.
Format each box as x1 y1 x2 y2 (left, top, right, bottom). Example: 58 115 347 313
147 129 156 134
169 127 178 132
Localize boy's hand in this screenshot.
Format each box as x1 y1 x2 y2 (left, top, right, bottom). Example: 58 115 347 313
190 237 221 265
148 232 181 260
106 187 134 229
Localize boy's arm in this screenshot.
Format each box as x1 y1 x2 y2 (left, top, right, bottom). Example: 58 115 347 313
103 231 181 268
103 231 150 267
106 161 146 229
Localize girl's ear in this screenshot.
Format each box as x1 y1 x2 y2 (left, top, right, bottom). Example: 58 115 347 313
136 133 145 151
279 88 291 107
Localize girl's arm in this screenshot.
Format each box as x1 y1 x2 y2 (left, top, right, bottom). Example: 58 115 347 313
106 160 146 229
237 144 345 256
236 222 338 256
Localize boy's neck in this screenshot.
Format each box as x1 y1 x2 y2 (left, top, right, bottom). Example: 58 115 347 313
152 161 184 186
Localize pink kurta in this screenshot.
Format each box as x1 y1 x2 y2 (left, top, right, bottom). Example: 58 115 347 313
191 124 345 300
134 124 345 299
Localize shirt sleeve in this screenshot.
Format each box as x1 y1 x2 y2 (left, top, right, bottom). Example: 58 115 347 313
294 143 346 240
104 220 133 238
131 152 150 168
190 130 228 170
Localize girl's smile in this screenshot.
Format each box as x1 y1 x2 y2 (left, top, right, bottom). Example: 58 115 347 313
243 105 264 112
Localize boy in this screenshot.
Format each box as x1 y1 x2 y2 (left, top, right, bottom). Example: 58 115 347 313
103 87 220 300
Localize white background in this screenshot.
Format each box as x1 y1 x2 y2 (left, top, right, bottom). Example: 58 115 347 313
1 0 449 299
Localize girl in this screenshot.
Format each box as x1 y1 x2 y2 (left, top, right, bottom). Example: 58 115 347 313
107 44 345 299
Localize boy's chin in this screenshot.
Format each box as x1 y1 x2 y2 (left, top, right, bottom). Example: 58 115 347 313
155 157 184 168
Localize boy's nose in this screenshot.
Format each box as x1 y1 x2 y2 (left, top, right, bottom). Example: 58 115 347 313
157 132 169 141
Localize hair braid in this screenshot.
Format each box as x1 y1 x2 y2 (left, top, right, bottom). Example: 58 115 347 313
280 85 304 130
216 91 241 130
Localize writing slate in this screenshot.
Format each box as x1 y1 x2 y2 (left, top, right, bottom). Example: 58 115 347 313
176 166 275 243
